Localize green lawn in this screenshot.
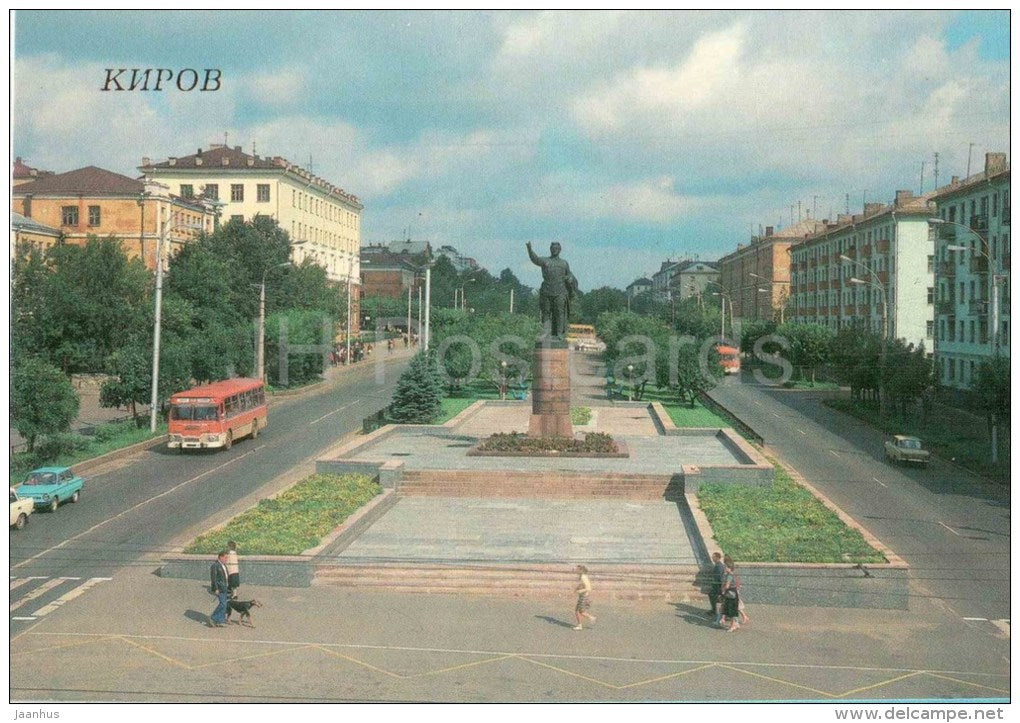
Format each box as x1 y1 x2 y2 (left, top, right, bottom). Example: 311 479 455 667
184 473 381 556
825 398 1010 481
698 462 886 564
661 401 732 428
10 419 166 480
436 397 477 424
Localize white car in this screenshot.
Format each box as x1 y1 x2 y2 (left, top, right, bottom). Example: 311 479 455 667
10 487 34 530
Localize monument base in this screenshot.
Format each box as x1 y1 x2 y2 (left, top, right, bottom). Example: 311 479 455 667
529 343 572 438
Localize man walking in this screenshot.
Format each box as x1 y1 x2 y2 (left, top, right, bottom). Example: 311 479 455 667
709 551 726 623
209 551 230 628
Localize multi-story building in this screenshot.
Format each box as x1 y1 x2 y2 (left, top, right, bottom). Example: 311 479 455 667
140 145 363 284
12 166 214 268
789 191 934 348
930 152 1010 391
12 157 53 187
720 218 823 321
436 244 479 273
360 251 420 299
670 260 719 300
651 260 681 299
626 277 653 299
11 211 60 251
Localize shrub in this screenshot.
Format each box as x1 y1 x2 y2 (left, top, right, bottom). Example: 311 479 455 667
477 431 618 454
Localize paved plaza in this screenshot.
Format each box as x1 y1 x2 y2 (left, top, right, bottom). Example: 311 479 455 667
336 497 698 564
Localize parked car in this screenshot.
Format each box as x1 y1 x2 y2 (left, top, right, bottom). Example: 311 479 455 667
884 435 930 466
9 488 34 529
14 467 84 512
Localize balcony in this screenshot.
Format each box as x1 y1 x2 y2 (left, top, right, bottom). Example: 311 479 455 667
969 299 989 316
876 271 889 284
937 224 957 241
861 244 872 257
1003 206 1010 226
806 283 816 292
970 255 989 274
970 213 988 232
830 305 840 315
936 299 956 314
818 255 829 265
843 305 855 316
876 239 890 253
937 261 956 277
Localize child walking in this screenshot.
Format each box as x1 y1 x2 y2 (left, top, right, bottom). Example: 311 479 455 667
573 565 597 630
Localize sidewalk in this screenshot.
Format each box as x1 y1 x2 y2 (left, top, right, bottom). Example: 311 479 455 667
10 565 1010 703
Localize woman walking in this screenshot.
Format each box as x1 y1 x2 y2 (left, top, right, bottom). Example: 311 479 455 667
573 565 597 630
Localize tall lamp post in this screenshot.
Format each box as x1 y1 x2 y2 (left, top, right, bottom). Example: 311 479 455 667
841 253 888 415
749 272 790 323
929 217 1004 464
149 204 206 433
255 261 293 381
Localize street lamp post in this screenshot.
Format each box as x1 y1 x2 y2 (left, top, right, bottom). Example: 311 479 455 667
149 203 206 433
931 217 1004 464
256 261 293 381
627 364 634 401
707 281 732 341
499 359 508 400
749 272 790 324
842 251 889 415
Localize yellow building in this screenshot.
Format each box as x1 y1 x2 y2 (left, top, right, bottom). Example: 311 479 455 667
12 166 215 269
11 211 61 251
140 145 364 284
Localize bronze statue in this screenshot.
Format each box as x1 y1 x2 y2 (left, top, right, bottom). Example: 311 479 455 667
526 241 578 338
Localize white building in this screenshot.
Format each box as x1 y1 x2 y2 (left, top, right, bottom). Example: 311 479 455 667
930 153 1010 391
140 145 363 284
789 190 935 350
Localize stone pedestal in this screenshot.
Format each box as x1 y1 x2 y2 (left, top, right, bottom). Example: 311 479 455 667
528 341 573 438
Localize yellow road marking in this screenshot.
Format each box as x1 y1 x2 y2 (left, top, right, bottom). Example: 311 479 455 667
190 644 320 670
408 654 515 678
615 662 718 690
924 672 1011 696
717 663 837 698
836 670 924 698
313 645 403 678
11 635 117 656
515 655 616 688
118 636 191 670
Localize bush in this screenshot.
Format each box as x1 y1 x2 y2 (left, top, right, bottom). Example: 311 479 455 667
477 431 618 454
34 433 92 460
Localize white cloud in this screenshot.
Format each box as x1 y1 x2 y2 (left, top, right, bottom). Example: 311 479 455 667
244 68 307 106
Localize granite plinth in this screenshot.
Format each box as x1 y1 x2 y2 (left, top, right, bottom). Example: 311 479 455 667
529 345 572 438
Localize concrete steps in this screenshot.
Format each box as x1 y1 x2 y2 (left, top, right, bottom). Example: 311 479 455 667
313 562 710 602
398 470 682 500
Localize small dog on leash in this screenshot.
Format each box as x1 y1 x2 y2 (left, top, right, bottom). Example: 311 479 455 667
226 598 262 627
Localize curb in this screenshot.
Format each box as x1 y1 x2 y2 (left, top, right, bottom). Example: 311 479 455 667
71 434 169 475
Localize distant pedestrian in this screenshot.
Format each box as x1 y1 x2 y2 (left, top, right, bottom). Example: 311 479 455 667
708 551 726 622
226 540 241 594
573 565 597 630
720 556 742 632
209 551 230 628
724 554 750 626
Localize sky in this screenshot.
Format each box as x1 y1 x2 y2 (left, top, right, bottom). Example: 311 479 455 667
12 10 1010 290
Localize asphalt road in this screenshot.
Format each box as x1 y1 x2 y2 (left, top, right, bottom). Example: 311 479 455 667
9 352 411 629
708 373 1010 627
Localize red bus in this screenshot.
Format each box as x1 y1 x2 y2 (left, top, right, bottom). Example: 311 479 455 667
715 345 741 375
167 378 267 451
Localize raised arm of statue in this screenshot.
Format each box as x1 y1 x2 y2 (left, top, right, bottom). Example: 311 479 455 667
526 242 544 267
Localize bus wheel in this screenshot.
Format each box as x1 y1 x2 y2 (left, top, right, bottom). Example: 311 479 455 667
224 432 233 450
250 420 258 440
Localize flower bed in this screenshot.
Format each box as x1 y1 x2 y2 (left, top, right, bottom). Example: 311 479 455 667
469 431 627 458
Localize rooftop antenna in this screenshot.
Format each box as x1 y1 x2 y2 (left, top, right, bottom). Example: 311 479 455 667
845 194 850 215
919 160 926 195
252 140 257 157
790 204 794 225
798 200 802 222
966 142 975 177
224 131 228 147
933 152 939 189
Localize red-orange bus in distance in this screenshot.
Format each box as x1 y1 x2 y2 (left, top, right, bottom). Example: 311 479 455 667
167 378 267 451
716 345 741 375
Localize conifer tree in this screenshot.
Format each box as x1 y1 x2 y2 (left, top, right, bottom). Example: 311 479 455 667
388 351 443 423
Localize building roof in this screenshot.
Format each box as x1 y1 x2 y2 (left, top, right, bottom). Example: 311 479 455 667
361 251 419 272
929 160 1010 202
11 211 60 236
12 157 53 180
674 260 719 272
627 277 653 288
140 145 362 208
388 238 431 256
13 166 144 196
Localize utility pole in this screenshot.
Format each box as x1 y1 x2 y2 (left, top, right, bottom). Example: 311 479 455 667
407 284 412 348
346 275 353 365
919 160 926 195
933 152 940 189
149 205 167 433
966 142 975 177
417 284 422 342
256 277 266 380
509 287 514 314
423 263 432 352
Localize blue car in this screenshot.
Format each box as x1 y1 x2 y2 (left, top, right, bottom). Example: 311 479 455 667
15 467 84 512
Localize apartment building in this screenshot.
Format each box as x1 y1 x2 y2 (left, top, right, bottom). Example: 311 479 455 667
930 152 1010 391
140 145 363 284
720 218 823 321
12 157 53 187
670 260 720 300
626 277 653 299
789 191 934 348
12 166 214 268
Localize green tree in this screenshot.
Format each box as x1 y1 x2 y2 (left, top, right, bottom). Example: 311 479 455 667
972 356 1010 425
829 324 881 401
577 286 627 324
388 351 443 424
777 322 835 383
99 345 151 422
740 319 778 355
11 357 80 452
264 309 332 386
882 340 932 417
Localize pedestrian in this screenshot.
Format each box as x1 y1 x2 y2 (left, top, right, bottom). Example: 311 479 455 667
226 540 241 595
720 556 741 632
209 551 230 628
708 551 726 623
724 554 750 626
573 565 597 630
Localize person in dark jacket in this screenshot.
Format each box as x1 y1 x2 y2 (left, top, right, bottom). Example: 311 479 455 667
709 551 726 622
209 551 230 627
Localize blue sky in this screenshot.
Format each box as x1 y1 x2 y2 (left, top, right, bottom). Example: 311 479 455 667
13 10 1010 289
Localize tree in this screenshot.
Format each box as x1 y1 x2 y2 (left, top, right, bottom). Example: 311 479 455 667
388 351 443 424
829 324 881 401
972 356 1010 424
882 340 932 417
740 319 777 355
656 340 720 407
777 322 834 383
11 358 80 452
264 309 332 386
99 345 151 422
577 287 627 323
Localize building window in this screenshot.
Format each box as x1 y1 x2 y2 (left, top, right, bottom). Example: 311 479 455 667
927 255 934 273
257 184 270 203
231 184 244 202
203 184 219 201
87 205 101 227
180 184 194 199
927 287 934 304
61 206 78 226
926 320 933 338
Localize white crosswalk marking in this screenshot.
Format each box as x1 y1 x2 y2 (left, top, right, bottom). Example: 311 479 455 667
9 578 64 612
991 619 1010 638
32 578 106 617
9 576 47 591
